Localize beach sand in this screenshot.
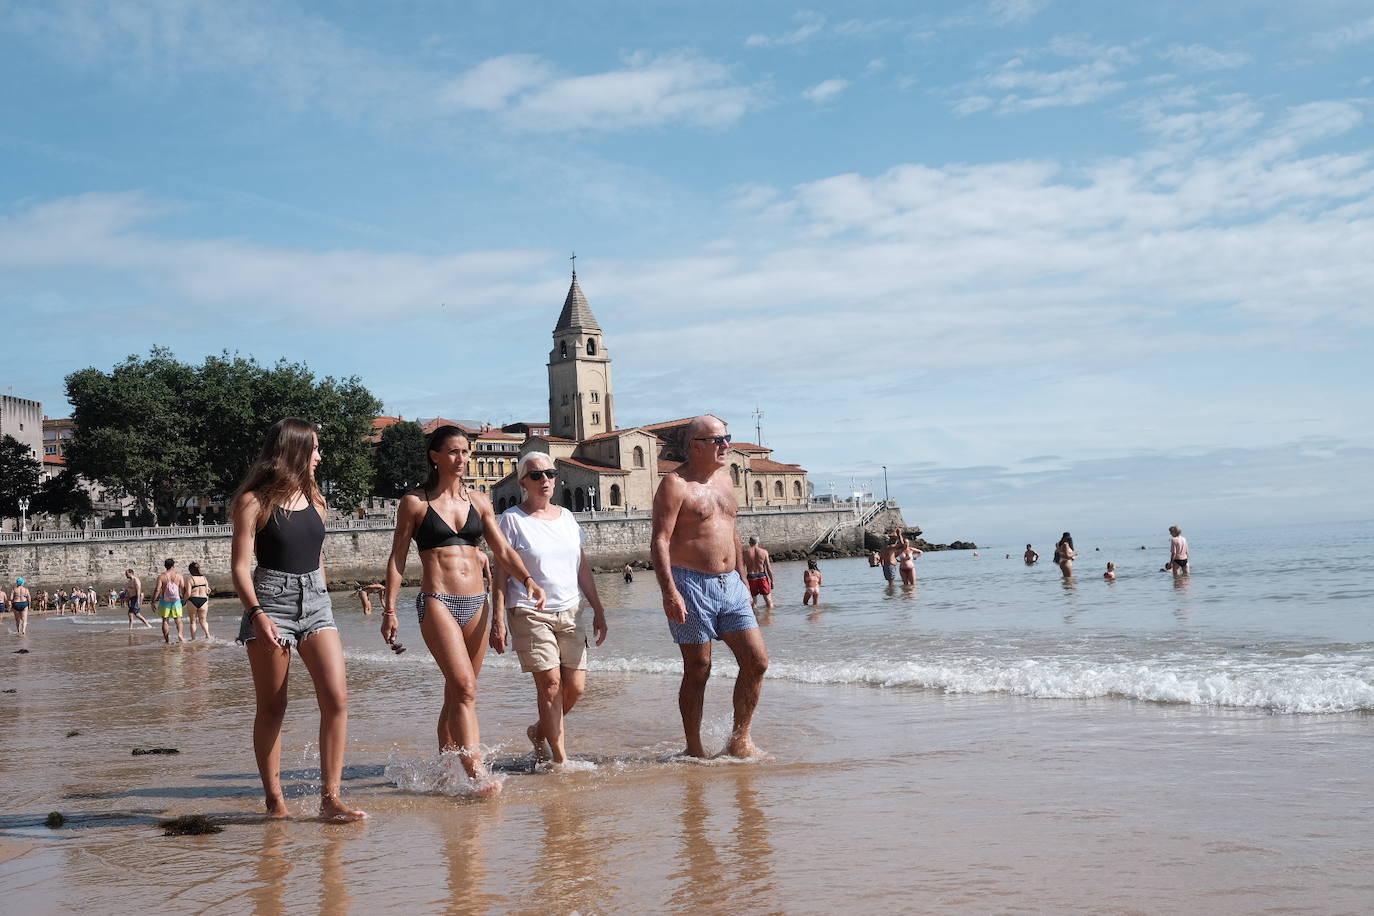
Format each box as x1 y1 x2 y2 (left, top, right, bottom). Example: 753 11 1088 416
2 605 1371 914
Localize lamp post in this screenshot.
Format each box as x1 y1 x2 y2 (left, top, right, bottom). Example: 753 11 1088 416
588 486 597 516
18 496 30 539
882 466 889 504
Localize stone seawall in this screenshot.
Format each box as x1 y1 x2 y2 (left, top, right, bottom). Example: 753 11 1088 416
0 505 906 593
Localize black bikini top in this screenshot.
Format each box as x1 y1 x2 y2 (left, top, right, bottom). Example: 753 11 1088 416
414 491 483 551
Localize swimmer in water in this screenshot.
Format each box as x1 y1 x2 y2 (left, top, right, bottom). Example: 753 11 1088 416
802 559 823 606
1104 562 1116 580
1024 544 1039 565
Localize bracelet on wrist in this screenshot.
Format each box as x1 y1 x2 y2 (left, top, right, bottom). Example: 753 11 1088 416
382 610 396 616
250 605 264 618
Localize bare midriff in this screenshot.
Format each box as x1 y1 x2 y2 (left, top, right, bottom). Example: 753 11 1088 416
419 545 485 595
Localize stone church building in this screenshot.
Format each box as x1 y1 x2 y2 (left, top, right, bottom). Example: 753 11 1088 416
491 270 810 513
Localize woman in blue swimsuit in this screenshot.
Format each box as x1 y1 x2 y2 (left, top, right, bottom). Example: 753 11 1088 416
383 425 545 793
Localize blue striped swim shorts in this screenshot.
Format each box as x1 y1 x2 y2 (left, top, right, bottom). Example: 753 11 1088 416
667 566 757 645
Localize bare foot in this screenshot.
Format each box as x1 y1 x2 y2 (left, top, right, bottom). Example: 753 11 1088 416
526 724 550 762
319 797 366 822
677 746 709 760
722 737 770 760
265 798 291 819
471 776 503 798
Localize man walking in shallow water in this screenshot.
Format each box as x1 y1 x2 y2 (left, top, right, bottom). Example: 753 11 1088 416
652 415 769 759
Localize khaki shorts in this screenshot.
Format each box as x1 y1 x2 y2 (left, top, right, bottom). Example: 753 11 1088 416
508 605 587 673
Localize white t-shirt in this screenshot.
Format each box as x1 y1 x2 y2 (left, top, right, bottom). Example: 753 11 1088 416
498 505 585 613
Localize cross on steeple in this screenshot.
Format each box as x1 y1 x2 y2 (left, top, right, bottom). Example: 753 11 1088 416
570 251 577 278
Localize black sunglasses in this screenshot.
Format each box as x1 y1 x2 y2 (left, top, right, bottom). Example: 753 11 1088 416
524 469 557 480
693 434 732 447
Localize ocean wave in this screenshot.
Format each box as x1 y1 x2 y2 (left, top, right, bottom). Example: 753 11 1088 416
581 654 1374 715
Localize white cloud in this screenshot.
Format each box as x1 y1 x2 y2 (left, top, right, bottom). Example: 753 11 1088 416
953 40 1137 114
1312 15 1374 50
745 10 825 48
1161 43 1252 72
803 78 851 103
441 55 552 111
988 0 1051 26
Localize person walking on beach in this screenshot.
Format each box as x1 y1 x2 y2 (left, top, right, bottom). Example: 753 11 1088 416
10 579 30 636
743 536 775 611
185 562 211 640
898 543 923 585
1053 532 1077 578
652 415 769 759
230 417 364 822
155 558 186 644
1024 544 1039 565
125 569 152 629
354 584 384 615
1168 526 1189 576
802 560 822 606
491 452 609 767
382 424 545 794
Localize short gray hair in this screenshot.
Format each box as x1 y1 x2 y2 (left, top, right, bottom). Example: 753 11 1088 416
517 451 554 480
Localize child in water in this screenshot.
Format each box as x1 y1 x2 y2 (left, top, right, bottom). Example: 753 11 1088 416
1104 562 1116 580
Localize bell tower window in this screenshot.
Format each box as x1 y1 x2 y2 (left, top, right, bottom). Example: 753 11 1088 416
587 337 597 355
560 340 568 359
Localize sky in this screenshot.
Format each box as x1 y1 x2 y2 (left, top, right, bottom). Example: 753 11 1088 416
3 0 1373 544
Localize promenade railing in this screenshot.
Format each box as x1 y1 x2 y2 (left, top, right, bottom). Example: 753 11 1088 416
0 502 883 544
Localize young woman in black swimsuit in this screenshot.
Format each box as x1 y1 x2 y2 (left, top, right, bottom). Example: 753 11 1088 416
383 425 546 793
230 418 364 822
186 561 212 640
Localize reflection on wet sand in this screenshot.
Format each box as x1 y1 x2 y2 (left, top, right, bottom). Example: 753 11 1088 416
668 771 776 913
249 821 290 916
531 791 620 912
444 807 501 915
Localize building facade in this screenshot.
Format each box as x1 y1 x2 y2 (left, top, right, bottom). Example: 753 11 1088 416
1 395 43 461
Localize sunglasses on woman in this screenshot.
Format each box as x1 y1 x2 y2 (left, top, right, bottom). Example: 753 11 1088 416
524 469 558 480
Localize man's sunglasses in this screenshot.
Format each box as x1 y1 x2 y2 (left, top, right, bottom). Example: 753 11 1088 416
525 469 558 480
693 435 732 447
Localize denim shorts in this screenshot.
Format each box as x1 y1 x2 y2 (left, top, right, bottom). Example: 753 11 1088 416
236 566 336 647
667 566 757 645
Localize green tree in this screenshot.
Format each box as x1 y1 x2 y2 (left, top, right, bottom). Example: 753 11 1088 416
65 348 382 523
32 469 94 525
0 434 41 518
372 421 427 497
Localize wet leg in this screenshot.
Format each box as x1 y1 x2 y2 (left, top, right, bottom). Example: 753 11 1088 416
721 627 769 759
297 629 365 822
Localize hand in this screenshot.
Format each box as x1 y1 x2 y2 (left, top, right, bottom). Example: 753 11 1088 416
592 612 608 646
527 580 547 611
252 610 282 645
380 612 398 645
489 616 507 654
663 591 687 624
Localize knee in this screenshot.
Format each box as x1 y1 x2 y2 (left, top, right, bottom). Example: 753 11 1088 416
447 676 477 707
683 658 712 684
257 694 289 721
563 680 584 706
316 688 348 720
742 651 769 680
537 675 563 704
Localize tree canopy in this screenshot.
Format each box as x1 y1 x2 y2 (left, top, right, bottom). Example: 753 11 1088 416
32 469 94 525
0 434 41 519
65 349 381 523
372 421 428 498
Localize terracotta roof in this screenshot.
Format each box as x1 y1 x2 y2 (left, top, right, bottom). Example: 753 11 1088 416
554 272 600 331
729 441 770 453
749 458 807 473
44 455 66 466
420 417 481 436
472 430 521 441
656 459 681 475
529 434 577 444
640 417 695 431
371 416 403 429
581 426 653 442
556 457 629 475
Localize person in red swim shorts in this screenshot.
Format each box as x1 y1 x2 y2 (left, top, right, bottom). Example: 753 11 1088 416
742 536 775 611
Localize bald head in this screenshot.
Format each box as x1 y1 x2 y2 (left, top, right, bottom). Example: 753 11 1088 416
684 415 725 440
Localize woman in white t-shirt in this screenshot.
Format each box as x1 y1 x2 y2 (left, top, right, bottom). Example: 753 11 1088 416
492 452 609 766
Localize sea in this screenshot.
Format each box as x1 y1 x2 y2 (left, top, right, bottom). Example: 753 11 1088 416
1 520 1370 913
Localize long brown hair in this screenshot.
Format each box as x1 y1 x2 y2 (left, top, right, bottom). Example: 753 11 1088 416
235 418 325 526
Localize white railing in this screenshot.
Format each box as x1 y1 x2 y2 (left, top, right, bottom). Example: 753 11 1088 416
0 502 882 543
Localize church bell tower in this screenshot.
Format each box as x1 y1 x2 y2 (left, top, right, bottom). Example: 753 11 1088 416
548 262 614 440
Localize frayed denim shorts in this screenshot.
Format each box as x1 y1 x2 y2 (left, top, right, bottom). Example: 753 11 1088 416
236 566 336 648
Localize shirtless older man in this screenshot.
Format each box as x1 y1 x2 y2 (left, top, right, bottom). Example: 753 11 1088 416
742 536 775 611
652 415 769 759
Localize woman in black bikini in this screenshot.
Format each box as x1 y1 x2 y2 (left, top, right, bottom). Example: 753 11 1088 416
383 425 546 793
230 418 364 822
186 562 211 640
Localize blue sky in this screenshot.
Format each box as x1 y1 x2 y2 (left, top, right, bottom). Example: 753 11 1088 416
3 0 1372 543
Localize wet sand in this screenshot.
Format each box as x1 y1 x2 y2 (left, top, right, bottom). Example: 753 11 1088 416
2 607 1371 914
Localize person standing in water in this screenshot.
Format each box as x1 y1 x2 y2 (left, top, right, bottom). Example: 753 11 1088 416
651 415 768 759
742 536 776 612
1169 526 1189 576
802 560 823 606
382 424 545 794
491 452 609 767
1023 544 1039 565
155 558 186 643
185 562 212 640
1053 532 1077 578
230 417 364 822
